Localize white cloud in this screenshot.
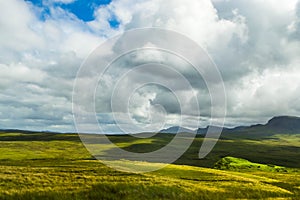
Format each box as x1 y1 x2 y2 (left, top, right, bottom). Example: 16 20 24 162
0 0 300 132
0 0 44 53
52 0 76 4
95 0 248 49
0 63 46 89
236 62 300 113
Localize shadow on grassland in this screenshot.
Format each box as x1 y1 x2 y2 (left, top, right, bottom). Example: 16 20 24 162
102 133 300 168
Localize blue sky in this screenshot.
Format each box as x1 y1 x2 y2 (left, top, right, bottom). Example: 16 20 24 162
0 0 300 133
26 0 119 27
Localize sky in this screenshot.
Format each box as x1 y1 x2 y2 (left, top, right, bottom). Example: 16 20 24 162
0 0 300 133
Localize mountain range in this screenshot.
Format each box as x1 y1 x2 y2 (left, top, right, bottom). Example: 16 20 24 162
159 116 300 135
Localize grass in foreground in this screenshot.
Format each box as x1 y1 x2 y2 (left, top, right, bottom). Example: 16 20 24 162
1 159 299 199
0 132 299 199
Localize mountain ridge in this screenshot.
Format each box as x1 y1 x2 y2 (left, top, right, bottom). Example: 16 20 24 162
159 116 300 135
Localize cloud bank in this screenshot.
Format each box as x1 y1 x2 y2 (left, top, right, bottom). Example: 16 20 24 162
0 0 299 132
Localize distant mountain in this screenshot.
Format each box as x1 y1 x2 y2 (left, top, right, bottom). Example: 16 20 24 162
0 129 40 134
196 126 239 135
196 127 208 135
264 116 300 132
223 116 300 136
160 116 300 136
159 126 195 134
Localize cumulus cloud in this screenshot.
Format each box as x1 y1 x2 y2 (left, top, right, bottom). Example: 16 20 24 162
0 0 106 131
210 0 300 125
0 0 300 132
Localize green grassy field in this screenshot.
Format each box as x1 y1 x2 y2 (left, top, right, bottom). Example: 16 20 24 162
0 132 299 199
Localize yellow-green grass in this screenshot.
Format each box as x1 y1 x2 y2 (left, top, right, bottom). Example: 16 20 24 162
0 132 299 199
214 156 290 172
1 159 299 199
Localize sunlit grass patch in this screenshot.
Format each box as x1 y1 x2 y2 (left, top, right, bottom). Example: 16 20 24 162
214 156 288 172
